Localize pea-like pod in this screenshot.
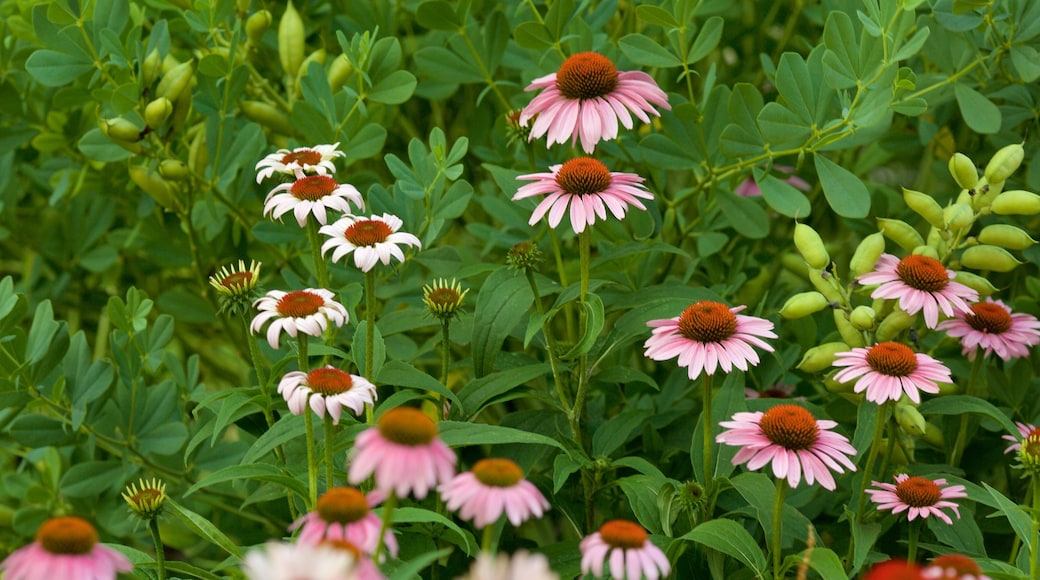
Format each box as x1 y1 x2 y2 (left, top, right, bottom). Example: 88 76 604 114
808 267 844 303
241 100 295 135
798 342 850 373
849 305 876 331
877 218 924 251
779 291 831 319
990 190 1040 216
977 224 1036 251
948 153 979 191
328 54 354 93
188 129 208 175
960 245 1022 272
144 97 173 129
159 159 189 181
246 10 272 48
984 143 1025 184
101 117 143 142
942 202 975 231
156 59 195 102
794 223 830 269
278 1 305 77
921 422 944 449
902 187 944 229
849 232 886 276
875 308 914 342
297 48 327 79
141 49 162 87
129 165 177 210
833 309 866 347
895 403 926 437
910 245 939 260
824 375 856 394
953 270 997 297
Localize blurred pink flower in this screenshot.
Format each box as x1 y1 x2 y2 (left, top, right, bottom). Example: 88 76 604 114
831 342 951 405
866 474 967 525
857 254 978 328
278 366 376 424
922 553 991 580
263 173 364 227
290 487 396 558
735 166 810 197
462 550 558 580
580 520 670 580
250 289 348 350
937 298 1040 361
439 458 550 528
1 516 132 580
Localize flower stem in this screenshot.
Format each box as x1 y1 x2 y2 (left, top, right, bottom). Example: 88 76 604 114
949 354 986 467
323 415 336 491
240 312 284 465
906 519 921 564
523 269 569 414
373 491 398 561
306 220 330 289
481 525 496 554
1031 474 1040 580
298 336 318 509
702 372 716 492
148 518 167 580
772 477 787 580
572 229 594 531
854 402 889 524
364 270 377 424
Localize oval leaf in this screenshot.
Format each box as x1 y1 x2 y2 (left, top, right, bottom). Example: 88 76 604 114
814 154 870 218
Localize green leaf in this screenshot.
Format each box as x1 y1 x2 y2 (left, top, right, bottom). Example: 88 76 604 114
341 123 387 161
893 27 930 61
814 154 871 218
688 17 724 65
413 47 484 84
757 174 811 218
681 519 768 579
165 498 244 559
757 103 810 147
822 12 859 89
593 409 653 456
368 70 417 104
415 0 461 30
981 482 1034 552
560 293 604 359
25 49 93 87
471 267 533 377
26 301 60 365
802 548 849 580
730 472 816 549
438 421 565 450
391 507 478 555
636 5 679 27
553 453 581 493
918 395 1018 437
954 84 1001 134
1010 45 1040 82
513 22 553 50
242 414 306 464
619 33 682 68
774 53 815 123
638 134 697 169
377 360 462 411
60 460 128 497
717 190 769 239
456 363 551 419
184 463 307 498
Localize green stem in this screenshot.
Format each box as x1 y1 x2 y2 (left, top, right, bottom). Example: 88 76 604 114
772 478 787 580
324 415 336 491
437 319 451 418
949 354 986 467
298 336 318 509
523 269 570 413
1032 475 1040 580
572 229 594 531
364 270 377 424
906 519 921 564
854 403 889 524
481 525 496 554
306 221 330 289
148 518 167 580
373 492 398 561
702 373 716 492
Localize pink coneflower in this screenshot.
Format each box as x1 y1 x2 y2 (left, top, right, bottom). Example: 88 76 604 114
936 298 1040 361
250 289 348 350
866 474 967 525
348 407 456 500
863 559 924 580
513 158 653 234
922 554 991 580
256 143 344 183
1003 421 1038 455
643 301 777 380
716 404 857 490
580 520 670 580
242 541 360 580
831 342 951 405
857 254 978 329
290 487 397 557
735 165 811 198
519 52 670 153
1 516 133 580
462 550 559 580
278 366 376 424
263 173 365 227
439 458 550 528
319 213 421 272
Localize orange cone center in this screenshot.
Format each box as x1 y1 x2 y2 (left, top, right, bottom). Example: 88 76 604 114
555 52 619 100
555 157 612 196
344 219 392 246
895 255 949 292
759 405 819 451
281 149 323 166
865 342 919 377
36 517 99 555
377 407 437 446
894 476 942 507
276 290 325 318
290 175 338 201
598 520 648 549
965 302 1012 334
316 487 370 524
307 367 354 395
677 301 737 343
472 458 524 488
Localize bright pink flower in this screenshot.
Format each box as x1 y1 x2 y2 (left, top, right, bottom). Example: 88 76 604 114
643 301 776 380
1 516 132 580
735 165 811 197
716 404 857 490
256 143 344 183
250 289 348 350
263 173 364 227
831 342 951 405
937 298 1040 361
866 474 967 525
857 254 978 329
348 407 456 500
290 487 397 558
513 158 652 234
863 559 924 580
439 458 550 528
519 52 670 153
922 554 991 580
1003 421 1038 455
278 367 376 424
319 213 421 272
580 520 670 580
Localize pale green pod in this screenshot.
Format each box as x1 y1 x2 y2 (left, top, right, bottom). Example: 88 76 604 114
144 97 173 129
159 159 188 181
849 232 886 277
241 100 295 135
188 129 208 175
156 59 195 102
297 48 327 78
961 245 1023 272
779 291 831 319
278 1 305 77
798 342 851 373
849 306 876 331
794 223 831 269
246 10 272 47
834 310 865 347
808 267 844 303
102 118 142 142
328 54 353 93
895 403 927 437
953 270 997 296
902 187 945 229
921 422 944 449
991 190 1040 215
878 218 924 251
984 143 1025 184
141 49 162 87
824 375 856 394
876 309 914 342
910 245 939 260
129 165 176 210
978 224 1037 251
948 153 979 191
943 202 975 230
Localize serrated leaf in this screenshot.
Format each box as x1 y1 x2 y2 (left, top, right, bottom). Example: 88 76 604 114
814 154 870 218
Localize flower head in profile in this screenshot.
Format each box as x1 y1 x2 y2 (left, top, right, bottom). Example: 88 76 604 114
937 297 1040 361
866 474 967 525
716 404 857 490
580 520 670 580
1013 429 1040 477
210 260 262 316
1003 421 1038 455
256 143 344 183
348 407 456 500
643 301 777 380
278 367 377 424
519 51 670 153
242 541 359 580
922 554 991 580
422 278 469 321
319 213 421 272
122 478 167 521
462 550 559 580
514 157 653 234
831 342 951 405
506 241 543 272
264 174 365 227
1 516 133 580
857 254 978 328
290 487 397 557
863 559 924 580
439 458 550 528
250 289 348 350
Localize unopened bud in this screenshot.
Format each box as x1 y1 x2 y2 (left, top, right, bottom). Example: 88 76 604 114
793 223 830 269
779 291 831 319
984 143 1025 184
877 218 924 251
902 188 945 229
876 308 914 342
188 129 208 175
159 159 189 181
798 342 850 373
978 224 1036 251
991 190 1040 216
953 271 997 297
833 310 865 347
943 202 975 230
960 245 1022 272
297 49 327 79
246 10 272 47
895 403 927 436
278 1 305 78
849 232 886 276
948 153 979 191
144 97 173 128
936 381 960 396
141 49 162 87
156 59 195 102
849 306 876 331
824 375 856 394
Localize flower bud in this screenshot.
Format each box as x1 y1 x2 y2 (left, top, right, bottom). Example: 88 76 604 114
129 165 176 210
779 291 831 319
902 187 945 229
159 159 189 181
977 224 1036 251
241 100 295 135
953 270 997 297
141 49 162 87
506 241 542 271
246 9 272 48
123 478 167 520
849 232 886 276
984 143 1025 184
895 403 927 437
144 97 173 129
101 117 143 142
807 267 844 303
943 202 975 230
793 223 830 269
948 152 978 191
960 245 1022 272
156 59 195 102
990 190 1040 216
849 305 876 331
328 54 354 93
833 310 865 347
875 308 914 342
798 342 850 373
921 422 944 448
877 218 924 251
278 1 305 77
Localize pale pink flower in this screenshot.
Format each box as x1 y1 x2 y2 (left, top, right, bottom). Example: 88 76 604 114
264 173 364 227
520 52 670 153
513 157 653 234
250 288 348 350
643 301 777 380
242 541 360 580
1003 421 1038 455
580 520 670 580
866 474 967 525
831 342 951 405
319 213 421 272
278 367 376 424
922 554 991 580
716 404 857 490
348 407 456 500
461 550 559 580
857 254 978 328
439 458 550 528
1 516 132 580
735 165 811 197
290 487 397 557
937 298 1040 361
256 143 344 183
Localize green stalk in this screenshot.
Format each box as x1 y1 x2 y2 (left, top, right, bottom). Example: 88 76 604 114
702 372 716 492
772 478 787 580
298 336 318 508
364 270 377 424
373 491 398 561
306 221 330 289
571 229 594 531
148 518 167 580
523 268 570 413
1032 475 1040 580
949 354 986 467
854 403 890 523
906 519 921 564
240 312 285 465
323 415 336 491
481 524 496 554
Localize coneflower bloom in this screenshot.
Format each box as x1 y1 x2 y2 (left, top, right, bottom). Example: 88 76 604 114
319 213 421 272
866 474 968 525
519 51 670 153
318 540 384 580
348 407 456 500
716 404 857 490
513 158 653 234
250 289 348 350
922 554 991 580
1003 421 1038 455
579 520 670 580
242 541 358 580
936 298 1040 361
264 173 365 227
256 143 344 183
1 516 133 580
831 342 951 405
857 254 978 329
643 301 777 381
439 458 550 528
290 487 397 557
462 550 559 580
278 367 377 424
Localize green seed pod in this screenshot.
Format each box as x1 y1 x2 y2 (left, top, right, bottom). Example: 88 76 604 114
297 48 327 79
849 232 886 276
849 306 876 331
779 291 831 320
159 159 189 181
328 54 353 93
156 59 195 102
921 422 944 449
925 226 947 255
824 375 856 394
129 165 176 210
807 267 844 303
971 176 1002 211
984 143 1025 184
278 1 305 77
947 153 978 191
910 245 939 260
798 342 850 373
781 253 809 278
141 49 162 87
246 10 272 48
991 190 1040 216
895 403 927 437
876 308 914 342
793 223 830 269
877 218 924 251
960 245 1022 272
902 187 945 229
943 203 975 230
978 224 1037 251
144 97 173 129
102 117 142 142
188 129 208 175
241 100 295 135
833 310 865 347
953 271 997 297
